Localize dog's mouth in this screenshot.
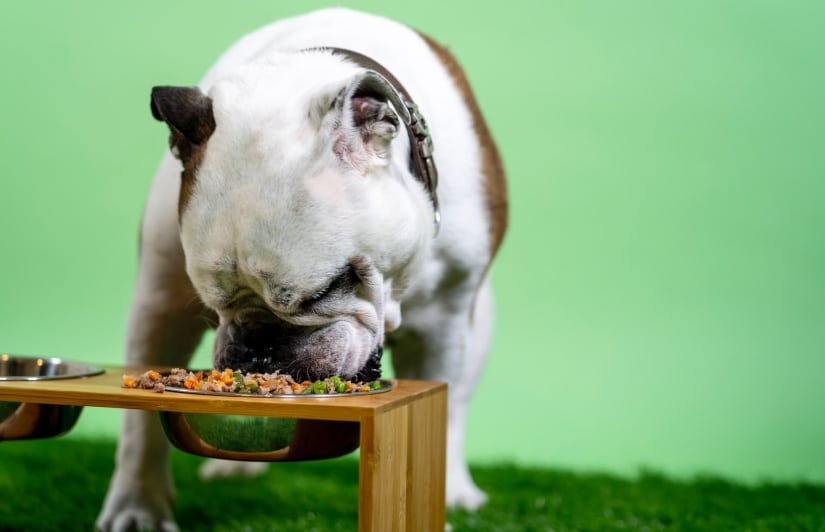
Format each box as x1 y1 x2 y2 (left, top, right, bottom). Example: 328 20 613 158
352 345 383 382
219 345 383 383
213 320 383 382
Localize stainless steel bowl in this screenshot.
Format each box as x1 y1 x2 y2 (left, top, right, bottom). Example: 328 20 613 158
0 354 104 441
158 379 392 461
159 413 361 461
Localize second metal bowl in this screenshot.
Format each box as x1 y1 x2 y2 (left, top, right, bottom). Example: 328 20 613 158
0 354 104 441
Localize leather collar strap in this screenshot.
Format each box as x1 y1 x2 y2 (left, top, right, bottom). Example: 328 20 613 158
309 47 441 235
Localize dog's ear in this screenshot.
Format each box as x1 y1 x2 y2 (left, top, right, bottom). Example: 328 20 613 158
329 72 400 173
150 86 216 160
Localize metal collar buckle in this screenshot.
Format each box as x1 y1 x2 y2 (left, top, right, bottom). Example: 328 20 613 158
403 101 440 235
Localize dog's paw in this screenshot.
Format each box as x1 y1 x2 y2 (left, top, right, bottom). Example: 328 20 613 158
198 458 269 480
96 485 177 532
446 474 488 511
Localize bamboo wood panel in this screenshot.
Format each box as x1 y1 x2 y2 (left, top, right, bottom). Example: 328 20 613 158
358 389 447 531
404 388 447 530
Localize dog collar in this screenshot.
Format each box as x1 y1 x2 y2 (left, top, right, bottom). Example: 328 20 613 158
307 48 441 236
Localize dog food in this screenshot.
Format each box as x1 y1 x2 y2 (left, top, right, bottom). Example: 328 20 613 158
122 368 381 395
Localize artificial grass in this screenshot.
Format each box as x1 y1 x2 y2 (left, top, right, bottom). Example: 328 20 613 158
0 438 822 531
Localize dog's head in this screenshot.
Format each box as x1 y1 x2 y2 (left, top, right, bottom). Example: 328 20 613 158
150 53 433 380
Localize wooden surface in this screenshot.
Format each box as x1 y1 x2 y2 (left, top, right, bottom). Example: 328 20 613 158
0 366 448 531
359 386 447 531
0 366 445 421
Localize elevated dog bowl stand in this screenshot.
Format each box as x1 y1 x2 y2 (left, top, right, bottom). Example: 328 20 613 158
0 367 447 531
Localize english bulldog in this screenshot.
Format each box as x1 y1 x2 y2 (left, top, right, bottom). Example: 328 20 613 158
97 8 507 531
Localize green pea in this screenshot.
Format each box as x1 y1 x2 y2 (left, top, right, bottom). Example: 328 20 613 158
370 380 381 390
312 380 328 394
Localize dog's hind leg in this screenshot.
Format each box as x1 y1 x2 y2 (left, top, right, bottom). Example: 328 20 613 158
198 459 268 479
97 155 211 532
389 272 495 511
445 273 494 510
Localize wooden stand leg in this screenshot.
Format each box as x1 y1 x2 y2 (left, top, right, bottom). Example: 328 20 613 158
404 388 447 531
358 388 447 531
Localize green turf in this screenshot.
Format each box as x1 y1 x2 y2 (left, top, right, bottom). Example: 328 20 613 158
0 438 822 531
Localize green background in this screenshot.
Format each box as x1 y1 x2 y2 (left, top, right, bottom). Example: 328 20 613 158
1 0 823 485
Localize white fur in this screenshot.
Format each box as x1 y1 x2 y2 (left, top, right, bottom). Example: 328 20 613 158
98 8 497 531
197 459 268 480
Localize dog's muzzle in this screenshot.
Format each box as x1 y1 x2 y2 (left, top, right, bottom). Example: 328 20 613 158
214 319 382 382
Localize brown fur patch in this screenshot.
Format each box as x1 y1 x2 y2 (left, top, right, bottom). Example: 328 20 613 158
150 86 216 220
418 33 509 259
178 150 204 218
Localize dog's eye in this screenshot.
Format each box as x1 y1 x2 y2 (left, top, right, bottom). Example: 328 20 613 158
303 264 359 308
310 285 331 301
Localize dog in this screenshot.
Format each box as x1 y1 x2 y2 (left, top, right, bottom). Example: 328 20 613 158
97 8 507 531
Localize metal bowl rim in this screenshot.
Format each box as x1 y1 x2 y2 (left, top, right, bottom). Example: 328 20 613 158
0 354 105 381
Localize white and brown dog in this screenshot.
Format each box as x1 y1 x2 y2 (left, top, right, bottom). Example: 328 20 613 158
97 8 507 531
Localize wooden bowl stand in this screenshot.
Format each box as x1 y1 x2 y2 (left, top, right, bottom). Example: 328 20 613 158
0 366 447 531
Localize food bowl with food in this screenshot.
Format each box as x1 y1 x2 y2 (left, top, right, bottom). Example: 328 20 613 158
122 368 392 461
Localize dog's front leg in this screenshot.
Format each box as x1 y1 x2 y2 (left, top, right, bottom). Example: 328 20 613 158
96 253 209 531
97 162 211 532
